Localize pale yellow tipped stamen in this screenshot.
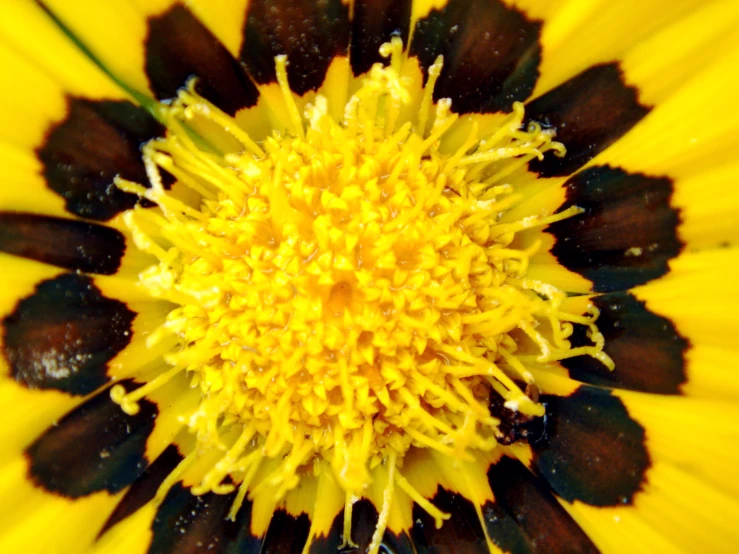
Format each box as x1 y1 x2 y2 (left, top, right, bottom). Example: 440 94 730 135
110 364 185 415
227 451 263 521
444 120 479 174
405 427 467 459
480 102 527 153
114 177 149 197
395 471 451 529
178 83 265 158
379 36 407 135
475 501 499 554
519 320 556 363
340 493 360 550
258 439 314 502
156 449 197 502
498 347 536 385
417 55 444 138
142 143 168 196
420 100 458 152
490 205 585 239
191 425 256 496
120 208 169 261
275 55 305 139
367 454 396 554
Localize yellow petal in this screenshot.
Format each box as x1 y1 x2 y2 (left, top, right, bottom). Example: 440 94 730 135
39 0 157 98
91 503 154 554
528 371 739 553
672 163 739 250
621 0 739 105
633 248 739 399
594 46 739 182
0 457 124 554
532 0 706 98
0 2 129 104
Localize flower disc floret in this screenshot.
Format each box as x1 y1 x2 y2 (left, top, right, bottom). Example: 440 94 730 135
110 41 613 548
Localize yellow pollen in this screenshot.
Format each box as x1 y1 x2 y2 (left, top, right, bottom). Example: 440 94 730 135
112 40 613 551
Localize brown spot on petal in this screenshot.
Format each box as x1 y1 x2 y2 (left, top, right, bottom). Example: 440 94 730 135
548 165 682 292
261 510 311 554
563 292 688 394
350 0 412 76
37 98 171 221
0 212 125 275
3 273 135 396
145 4 259 115
99 445 183 538
26 380 157 497
488 457 600 554
412 488 497 553
526 64 650 177
241 0 350 95
532 386 650 506
148 482 263 554
488 392 542 446
347 499 415 553
410 0 542 114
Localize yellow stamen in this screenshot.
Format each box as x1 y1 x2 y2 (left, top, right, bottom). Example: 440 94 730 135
368 454 396 554
110 364 185 415
276 55 305 139
395 470 451 528
339 493 359 549
114 41 613 539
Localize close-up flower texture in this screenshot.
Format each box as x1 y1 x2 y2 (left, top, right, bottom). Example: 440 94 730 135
0 0 738 553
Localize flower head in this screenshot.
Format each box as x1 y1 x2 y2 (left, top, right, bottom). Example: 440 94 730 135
0 1 738 553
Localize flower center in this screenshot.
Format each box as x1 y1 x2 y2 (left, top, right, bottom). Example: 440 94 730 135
111 40 613 550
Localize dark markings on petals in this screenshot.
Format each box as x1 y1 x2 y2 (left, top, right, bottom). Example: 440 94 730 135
488 387 544 445
548 165 682 292
149 482 264 554
145 5 259 116
349 499 379 551
26 380 157 497
3 273 135 396
98 445 183 538
37 98 172 221
412 488 498 554
563 292 688 394
488 457 600 554
224 494 265 554
526 64 651 177
261 510 311 554
481 500 536 554
350 0 412 76
382 531 416 554
0 212 125 275
532 386 650 506
226 508 266 553
410 0 542 114
241 0 350 96
307 510 343 554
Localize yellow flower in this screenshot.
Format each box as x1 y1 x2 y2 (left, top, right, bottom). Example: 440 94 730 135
1 1 738 553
